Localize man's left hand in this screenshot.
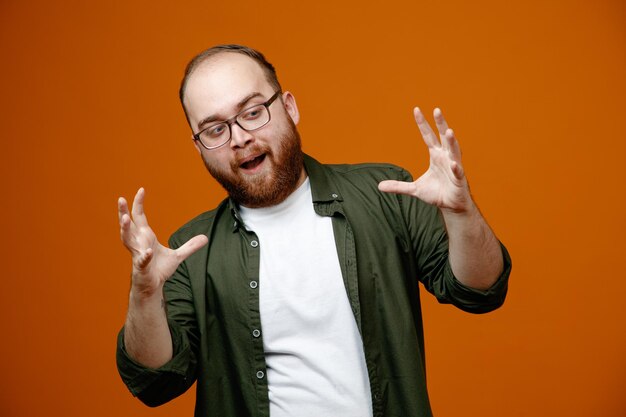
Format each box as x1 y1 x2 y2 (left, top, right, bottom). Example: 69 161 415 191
378 107 474 214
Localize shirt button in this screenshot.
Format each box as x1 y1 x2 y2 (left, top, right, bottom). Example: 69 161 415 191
331 193 339 199
252 329 261 338
249 280 258 289
256 370 265 379
250 240 259 247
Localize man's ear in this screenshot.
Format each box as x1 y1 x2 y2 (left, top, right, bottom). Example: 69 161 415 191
281 91 300 125
192 136 202 154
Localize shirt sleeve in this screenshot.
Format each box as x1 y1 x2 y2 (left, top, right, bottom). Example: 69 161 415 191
116 318 198 406
397 168 512 313
425 242 511 313
115 236 201 406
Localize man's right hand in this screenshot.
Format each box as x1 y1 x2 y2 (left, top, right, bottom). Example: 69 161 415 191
118 188 208 368
118 188 208 297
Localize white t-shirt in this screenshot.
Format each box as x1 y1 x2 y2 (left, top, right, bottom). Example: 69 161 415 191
239 178 372 417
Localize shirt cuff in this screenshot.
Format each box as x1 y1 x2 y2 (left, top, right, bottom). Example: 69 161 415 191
116 319 193 396
440 242 512 314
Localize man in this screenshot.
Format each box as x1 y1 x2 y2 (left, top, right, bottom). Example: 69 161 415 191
116 44 511 417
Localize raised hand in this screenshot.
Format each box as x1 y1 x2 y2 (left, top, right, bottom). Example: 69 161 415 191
378 107 505 288
378 107 473 214
118 188 208 296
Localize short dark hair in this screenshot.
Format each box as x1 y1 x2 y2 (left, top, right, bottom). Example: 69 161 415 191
179 44 282 127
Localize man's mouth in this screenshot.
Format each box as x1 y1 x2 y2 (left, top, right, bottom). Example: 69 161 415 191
239 153 267 171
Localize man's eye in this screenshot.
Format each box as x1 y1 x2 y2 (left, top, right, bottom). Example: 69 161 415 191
207 124 227 137
242 107 262 120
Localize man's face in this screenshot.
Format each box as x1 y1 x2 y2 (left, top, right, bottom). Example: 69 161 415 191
183 53 305 208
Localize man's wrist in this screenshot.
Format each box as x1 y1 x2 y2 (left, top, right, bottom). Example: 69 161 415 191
129 284 164 307
440 200 481 224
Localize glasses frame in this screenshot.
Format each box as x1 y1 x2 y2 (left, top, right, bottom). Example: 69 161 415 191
193 91 282 150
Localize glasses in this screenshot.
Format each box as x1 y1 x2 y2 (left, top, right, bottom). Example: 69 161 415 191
193 91 281 150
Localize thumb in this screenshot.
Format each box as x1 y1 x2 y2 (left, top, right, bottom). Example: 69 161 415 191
378 180 416 196
175 234 209 262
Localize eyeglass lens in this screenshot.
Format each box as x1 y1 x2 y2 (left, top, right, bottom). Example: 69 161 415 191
198 104 270 148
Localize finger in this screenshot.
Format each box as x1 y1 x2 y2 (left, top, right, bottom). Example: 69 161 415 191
450 161 465 180
119 196 135 241
120 212 131 233
414 107 439 148
135 247 154 269
131 187 149 227
119 213 138 251
378 180 417 197
175 235 209 262
433 108 450 137
118 197 129 224
443 128 462 162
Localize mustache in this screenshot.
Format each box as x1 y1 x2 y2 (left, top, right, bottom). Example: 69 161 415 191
230 145 272 170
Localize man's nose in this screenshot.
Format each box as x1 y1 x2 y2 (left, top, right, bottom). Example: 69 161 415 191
229 123 254 148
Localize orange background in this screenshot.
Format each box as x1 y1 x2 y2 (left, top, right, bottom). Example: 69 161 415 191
1 0 624 416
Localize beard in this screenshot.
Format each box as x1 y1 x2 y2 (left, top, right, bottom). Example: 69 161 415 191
202 119 304 208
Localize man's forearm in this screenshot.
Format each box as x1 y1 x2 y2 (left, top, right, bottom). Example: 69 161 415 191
117 187 208 369
442 203 504 290
123 289 174 369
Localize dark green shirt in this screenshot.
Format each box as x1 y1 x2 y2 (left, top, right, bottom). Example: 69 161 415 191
117 154 511 417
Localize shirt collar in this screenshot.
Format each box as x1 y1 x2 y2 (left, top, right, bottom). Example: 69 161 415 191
228 153 343 231
303 154 343 203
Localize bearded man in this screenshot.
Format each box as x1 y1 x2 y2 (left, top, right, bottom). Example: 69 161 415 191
116 44 512 417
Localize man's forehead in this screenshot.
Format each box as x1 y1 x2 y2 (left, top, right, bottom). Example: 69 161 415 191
185 52 271 100
184 53 271 113
187 53 268 93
